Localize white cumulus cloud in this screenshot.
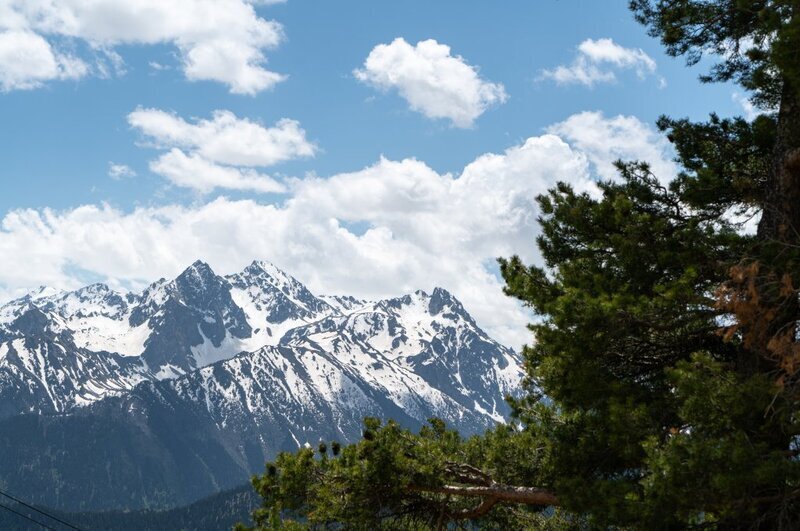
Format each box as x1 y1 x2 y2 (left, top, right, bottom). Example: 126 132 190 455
150 149 285 194
0 30 88 91
0 112 673 349
547 111 676 183
128 108 315 194
541 38 661 87
0 0 285 94
354 38 508 128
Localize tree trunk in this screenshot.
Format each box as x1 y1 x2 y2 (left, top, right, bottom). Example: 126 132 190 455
753 5 800 397
757 78 800 244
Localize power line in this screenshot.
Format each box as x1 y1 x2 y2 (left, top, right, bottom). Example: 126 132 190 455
0 500 58 531
0 489 83 531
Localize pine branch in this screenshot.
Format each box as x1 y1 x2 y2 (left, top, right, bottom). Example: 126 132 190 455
408 484 559 509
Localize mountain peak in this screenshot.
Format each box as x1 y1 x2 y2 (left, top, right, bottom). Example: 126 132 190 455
29 285 63 301
249 259 274 270
246 260 292 281
184 260 215 276
74 282 112 295
238 260 317 300
175 261 221 292
230 259 335 324
427 287 476 325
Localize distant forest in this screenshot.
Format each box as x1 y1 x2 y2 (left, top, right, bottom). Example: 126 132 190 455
0 483 257 531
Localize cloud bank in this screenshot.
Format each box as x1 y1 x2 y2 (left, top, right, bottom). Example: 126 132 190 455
0 112 673 349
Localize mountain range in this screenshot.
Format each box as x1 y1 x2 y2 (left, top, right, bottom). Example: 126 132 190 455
0 260 522 511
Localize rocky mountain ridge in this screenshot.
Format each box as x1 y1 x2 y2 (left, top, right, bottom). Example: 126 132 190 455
0 260 523 510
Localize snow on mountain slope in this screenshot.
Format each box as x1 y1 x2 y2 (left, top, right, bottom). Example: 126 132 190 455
282 288 521 423
130 261 254 374
0 260 523 427
319 294 369 313
0 307 151 417
225 260 337 353
162 339 496 459
43 284 146 357
0 283 144 357
0 286 64 324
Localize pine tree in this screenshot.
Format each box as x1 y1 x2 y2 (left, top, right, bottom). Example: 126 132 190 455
241 2 800 528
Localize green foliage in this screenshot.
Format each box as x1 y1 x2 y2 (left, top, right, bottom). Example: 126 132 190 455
499 163 759 527
630 0 800 107
239 419 566 530
641 353 800 527
658 113 776 212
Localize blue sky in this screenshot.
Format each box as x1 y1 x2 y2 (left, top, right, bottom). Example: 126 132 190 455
0 0 752 346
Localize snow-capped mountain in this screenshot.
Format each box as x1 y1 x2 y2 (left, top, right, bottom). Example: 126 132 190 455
0 261 332 413
0 260 523 510
0 306 150 418
0 260 521 420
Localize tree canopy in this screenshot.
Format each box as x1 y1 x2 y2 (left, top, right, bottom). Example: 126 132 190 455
240 1 800 529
